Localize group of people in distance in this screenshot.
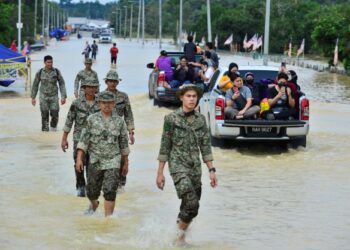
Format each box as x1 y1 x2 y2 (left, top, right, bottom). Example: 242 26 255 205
155 35 219 91
82 41 119 68
218 62 301 120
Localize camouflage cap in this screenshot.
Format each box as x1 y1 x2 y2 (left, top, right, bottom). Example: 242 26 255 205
81 77 99 87
176 84 203 99
85 58 93 64
97 90 115 102
104 70 122 81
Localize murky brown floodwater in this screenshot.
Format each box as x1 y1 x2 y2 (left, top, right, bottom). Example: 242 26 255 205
1 34 350 250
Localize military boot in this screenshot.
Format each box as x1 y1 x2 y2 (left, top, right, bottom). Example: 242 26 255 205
50 110 59 130
41 111 49 132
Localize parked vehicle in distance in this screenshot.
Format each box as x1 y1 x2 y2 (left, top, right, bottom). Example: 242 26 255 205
92 30 100 38
198 65 310 147
99 33 112 43
146 52 203 106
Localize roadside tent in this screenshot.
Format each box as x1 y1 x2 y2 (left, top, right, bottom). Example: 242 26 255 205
0 44 26 87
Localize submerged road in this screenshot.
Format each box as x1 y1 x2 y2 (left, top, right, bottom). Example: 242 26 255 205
1 35 350 250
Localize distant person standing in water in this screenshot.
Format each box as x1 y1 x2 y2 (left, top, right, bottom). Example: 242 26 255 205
110 43 119 67
91 40 98 61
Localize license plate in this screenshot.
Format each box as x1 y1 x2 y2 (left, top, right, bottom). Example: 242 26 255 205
247 127 277 136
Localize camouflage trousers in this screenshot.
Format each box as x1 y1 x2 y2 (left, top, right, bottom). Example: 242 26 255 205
119 158 126 187
73 141 90 189
171 173 202 223
39 94 59 130
87 166 120 202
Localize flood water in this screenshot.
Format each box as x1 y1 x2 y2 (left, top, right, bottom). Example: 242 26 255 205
1 34 350 250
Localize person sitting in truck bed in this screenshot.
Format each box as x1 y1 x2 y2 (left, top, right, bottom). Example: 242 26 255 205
197 61 215 92
224 73 260 120
263 72 297 120
217 62 239 91
155 50 174 82
244 72 261 106
165 56 195 89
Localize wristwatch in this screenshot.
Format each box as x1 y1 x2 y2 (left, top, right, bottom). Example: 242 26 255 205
209 167 216 173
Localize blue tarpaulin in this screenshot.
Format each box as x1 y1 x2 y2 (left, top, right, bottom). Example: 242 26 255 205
0 43 26 87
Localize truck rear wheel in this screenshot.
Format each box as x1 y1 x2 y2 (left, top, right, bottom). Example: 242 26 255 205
291 136 307 148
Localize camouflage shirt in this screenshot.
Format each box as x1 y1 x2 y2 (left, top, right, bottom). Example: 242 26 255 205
108 89 135 131
74 69 99 94
63 95 100 142
157 108 213 175
31 67 67 98
77 112 130 170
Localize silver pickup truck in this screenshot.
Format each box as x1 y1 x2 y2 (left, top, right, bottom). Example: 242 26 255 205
198 65 310 147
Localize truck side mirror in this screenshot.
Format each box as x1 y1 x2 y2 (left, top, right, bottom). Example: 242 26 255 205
147 63 154 69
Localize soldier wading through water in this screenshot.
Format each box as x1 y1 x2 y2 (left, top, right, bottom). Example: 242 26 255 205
156 84 218 245
104 70 135 192
31 55 67 131
76 91 130 217
61 77 100 197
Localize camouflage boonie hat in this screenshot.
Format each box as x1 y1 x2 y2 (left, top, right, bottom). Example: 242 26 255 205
176 84 203 99
104 70 122 81
97 90 115 102
81 77 99 87
85 58 93 64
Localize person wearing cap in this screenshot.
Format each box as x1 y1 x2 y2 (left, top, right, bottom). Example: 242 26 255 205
104 70 135 191
61 77 100 197
156 84 218 245
155 50 173 82
76 91 130 217
225 73 260 120
74 58 99 98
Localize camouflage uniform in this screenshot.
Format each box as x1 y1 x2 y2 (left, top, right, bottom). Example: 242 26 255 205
158 108 213 223
105 70 135 187
77 91 130 202
31 67 67 131
63 78 100 189
74 61 99 97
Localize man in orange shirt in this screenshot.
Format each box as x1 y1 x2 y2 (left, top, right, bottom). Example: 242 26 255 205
110 43 119 66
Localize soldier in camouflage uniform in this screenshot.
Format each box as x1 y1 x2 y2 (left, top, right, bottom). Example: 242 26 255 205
61 77 100 197
31 55 67 131
156 84 218 245
76 91 130 217
104 70 135 190
74 58 99 98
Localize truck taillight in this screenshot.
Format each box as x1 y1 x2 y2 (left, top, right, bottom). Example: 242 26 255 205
300 98 309 121
157 71 165 87
215 98 225 120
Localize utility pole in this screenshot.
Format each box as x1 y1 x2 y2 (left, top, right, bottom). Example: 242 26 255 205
142 0 145 46
207 0 212 42
124 6 127 38
47 1 50 34
119 9 122 37
179 0 183 46
17 0 22 53
34 0 38 37
129 3 133 41
137 0 141 42
42 0 45 36
263 0 271 65
159 0 162 49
